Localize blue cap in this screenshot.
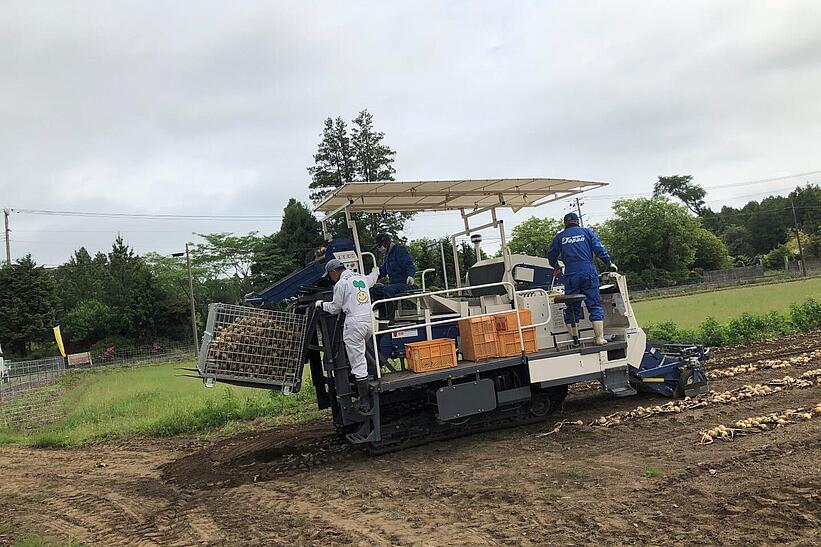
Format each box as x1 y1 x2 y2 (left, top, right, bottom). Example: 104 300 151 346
324 259 345 276
563 212 579 225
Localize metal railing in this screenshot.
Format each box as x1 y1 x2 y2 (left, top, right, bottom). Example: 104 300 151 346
369 281 553 379
420 268 436 292
0 343 195 430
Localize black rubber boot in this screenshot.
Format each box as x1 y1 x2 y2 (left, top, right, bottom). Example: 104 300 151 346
355 377 373 415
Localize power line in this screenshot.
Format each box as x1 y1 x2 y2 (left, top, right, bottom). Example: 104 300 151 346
14 229 205 233
704 169 821 190
585 172 820 200
11 208 283 221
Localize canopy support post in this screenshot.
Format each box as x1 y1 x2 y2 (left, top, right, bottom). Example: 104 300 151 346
344 208 365 273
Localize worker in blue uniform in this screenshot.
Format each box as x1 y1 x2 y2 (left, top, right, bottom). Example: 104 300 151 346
371 233 417 298
368 233 417 320
547 212 617 345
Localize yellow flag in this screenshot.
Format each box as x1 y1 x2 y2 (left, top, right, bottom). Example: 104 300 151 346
53 326 66 357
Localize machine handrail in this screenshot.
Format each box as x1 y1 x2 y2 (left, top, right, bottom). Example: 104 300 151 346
420 268 435 292
369 281 556 379
361 251 377 272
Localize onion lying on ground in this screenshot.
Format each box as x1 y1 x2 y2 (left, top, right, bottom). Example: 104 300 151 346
698 402 820 444
591 369 821 428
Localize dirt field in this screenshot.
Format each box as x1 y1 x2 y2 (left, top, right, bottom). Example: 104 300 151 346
1 333 819 546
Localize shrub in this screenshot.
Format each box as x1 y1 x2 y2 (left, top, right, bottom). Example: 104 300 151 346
645 298 819 347
697 317 727 347
789 298 821 332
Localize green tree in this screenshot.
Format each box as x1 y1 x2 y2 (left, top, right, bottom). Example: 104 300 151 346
351 109 396 182
598 197 702 286
788 183 821 235
719 224 755 258
308 110 412 244
52 247 108 315
105 236 165 339
692 228 732 271
654 175 707 215
250 234 293 290
744 196 792 255
144 251 246 331
274 199 325 266
405 237 479 289
350 110 412 241
191 232 265 292
307 117 355 202
763 245 790 270
62 299 114 349
0 255 58 355
508 217 564 258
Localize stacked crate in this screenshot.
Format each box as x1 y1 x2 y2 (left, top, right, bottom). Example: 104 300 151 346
494 309 538 357
405 338 458 373
458 316 498 362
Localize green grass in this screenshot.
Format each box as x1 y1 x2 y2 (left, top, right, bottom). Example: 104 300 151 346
633 276 821 328
13 536 82 547
0 360 321 446
642 466 661 478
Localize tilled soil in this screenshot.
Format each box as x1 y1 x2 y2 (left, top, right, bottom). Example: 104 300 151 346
1 333 820 546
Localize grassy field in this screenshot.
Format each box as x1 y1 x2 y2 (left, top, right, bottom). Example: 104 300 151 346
633 276 821 328
0 361 320 447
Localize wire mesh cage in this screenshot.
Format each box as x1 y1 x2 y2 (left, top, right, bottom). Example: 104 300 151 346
198 303 309 390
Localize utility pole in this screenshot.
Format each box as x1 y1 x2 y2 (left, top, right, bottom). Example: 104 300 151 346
791 199 806 277
568 198 585 226
172 246 199 353
185 243 199 352
3 208 10 265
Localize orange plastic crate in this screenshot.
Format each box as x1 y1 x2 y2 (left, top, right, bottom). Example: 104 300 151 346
496 328 538 357
494 309 533 332
458 316 498 362
405 338 458 373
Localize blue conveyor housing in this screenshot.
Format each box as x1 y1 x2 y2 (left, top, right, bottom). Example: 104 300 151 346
246 238 356 307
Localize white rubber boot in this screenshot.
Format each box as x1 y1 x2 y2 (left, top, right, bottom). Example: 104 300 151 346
592 321 607 345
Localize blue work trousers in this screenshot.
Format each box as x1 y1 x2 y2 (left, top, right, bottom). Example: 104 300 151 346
563 271 604 323
370 283 413 319
370 282 412 301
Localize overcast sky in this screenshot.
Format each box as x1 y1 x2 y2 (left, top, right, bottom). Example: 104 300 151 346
2 1 820 266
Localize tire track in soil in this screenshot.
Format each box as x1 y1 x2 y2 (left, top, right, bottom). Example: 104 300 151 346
2 334 820 546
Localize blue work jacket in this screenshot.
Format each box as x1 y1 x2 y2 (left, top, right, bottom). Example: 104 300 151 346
379 244 416 283
547 225 612 275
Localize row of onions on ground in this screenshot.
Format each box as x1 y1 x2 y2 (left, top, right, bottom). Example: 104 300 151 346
707 349 821 379
707 339 820 368
697 402 821 444
589 369 821 428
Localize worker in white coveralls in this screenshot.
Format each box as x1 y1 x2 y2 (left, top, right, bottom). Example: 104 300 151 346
315 258 381 414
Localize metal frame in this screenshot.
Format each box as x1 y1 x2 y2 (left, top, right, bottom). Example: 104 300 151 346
314 178 608 214
369 282 553 380
314 178 608 297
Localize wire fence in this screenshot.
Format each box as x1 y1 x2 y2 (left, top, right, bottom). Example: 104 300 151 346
0 342 196 431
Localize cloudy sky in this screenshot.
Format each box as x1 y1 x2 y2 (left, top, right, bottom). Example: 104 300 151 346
2 1 820 265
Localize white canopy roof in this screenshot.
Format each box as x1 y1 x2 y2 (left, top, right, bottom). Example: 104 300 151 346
314 178 608 215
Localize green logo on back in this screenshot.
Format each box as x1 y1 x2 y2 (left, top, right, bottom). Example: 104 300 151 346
352 280 366 289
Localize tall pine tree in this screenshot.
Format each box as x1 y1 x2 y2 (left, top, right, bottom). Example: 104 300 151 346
0 255 58 355
307 117 355 202
307 110 413 243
